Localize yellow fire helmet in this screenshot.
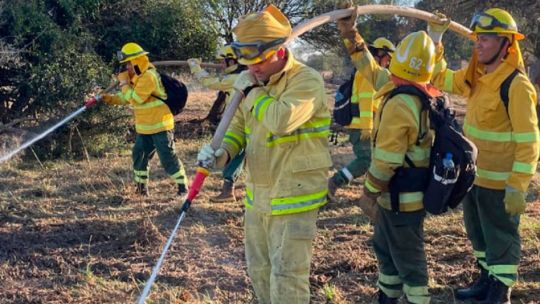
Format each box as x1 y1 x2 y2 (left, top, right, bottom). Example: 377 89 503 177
215 45 237 60
232 5 291 65
117 42 149 63
371 37 396 53
470 8 524 40
389 31 435 83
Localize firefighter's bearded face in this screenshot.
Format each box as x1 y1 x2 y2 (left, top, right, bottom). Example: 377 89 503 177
247 47 287 82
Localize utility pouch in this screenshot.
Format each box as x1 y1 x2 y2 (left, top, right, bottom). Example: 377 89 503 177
388 167 429 212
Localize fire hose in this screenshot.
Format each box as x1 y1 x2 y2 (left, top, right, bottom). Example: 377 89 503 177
136 4 473 303
153 60 223 69
0 82 119 163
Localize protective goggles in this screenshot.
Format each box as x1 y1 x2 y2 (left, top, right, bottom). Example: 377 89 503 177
368 46 393 58
469 13 515 31
230 38 286 61
116 50 146 62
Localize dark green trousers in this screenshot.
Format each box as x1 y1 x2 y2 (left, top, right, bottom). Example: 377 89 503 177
132 131 187 185
331 129 371 186
373 206 430 303
462 185 521 286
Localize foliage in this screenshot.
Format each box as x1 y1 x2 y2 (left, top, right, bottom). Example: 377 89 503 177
202 0 313 44
415 0 540 60
0 0 217 159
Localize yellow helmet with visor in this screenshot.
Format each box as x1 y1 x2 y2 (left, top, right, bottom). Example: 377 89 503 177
470 8 524 40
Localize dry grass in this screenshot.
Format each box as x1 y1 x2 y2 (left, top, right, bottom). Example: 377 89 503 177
0 89 539 304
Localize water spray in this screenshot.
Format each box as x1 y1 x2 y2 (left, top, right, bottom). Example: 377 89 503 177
0 82 118 164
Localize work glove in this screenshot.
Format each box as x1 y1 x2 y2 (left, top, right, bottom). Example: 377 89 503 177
197 144 227 167
504 187 526 216
188 58 209 80
360 129 372 141
427 12 451 44
358 195 379 224
335 1 356 37
187 58 202 74
233 70 258 96
84 94 102 108
335 1 364 54
117 71 130 87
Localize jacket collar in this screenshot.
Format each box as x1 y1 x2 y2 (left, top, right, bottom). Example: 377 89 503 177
267 49 295 85
477 60 517 89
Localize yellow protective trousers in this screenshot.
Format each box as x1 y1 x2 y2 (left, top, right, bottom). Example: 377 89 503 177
244 208 318 304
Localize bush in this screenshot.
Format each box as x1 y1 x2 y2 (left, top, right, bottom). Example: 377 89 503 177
0 0 217 160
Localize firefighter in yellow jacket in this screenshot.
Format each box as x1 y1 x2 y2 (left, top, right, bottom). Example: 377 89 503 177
428 9 539 303
337 5 441 302
187 46 247 202
197 5 331 303
328 37 395 199
89 43 188 196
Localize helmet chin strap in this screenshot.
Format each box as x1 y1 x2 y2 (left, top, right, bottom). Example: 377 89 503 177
484 37 509 65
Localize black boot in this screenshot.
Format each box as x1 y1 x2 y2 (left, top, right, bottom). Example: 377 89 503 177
177 184 187 196
327 178 339 202
455 268 490 301
377 290 398 304
210 179 235 202
136 183 149 196
478 276 511 304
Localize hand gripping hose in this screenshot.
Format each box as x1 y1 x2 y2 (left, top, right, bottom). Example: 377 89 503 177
153 60 223 69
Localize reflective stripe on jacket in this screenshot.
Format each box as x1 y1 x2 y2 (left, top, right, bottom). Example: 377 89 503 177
103 65 173 135
432 58 539 192
222 51 332 215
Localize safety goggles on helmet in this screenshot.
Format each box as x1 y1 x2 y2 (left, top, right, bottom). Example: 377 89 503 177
231 38 286 61
116 50 147 63
368 46 393 57
469 12 516 32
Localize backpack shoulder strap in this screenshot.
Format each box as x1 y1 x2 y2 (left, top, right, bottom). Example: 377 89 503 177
372 85 430 167
500 69 520 113
150 69 167 101
386 85 430 109
387 85 430 144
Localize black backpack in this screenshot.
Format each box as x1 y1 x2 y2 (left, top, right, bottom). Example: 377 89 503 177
500 69 540 130
381 86 478 215
152 72 188 115
332 71 359 126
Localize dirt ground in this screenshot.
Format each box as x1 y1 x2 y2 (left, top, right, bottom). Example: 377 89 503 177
0 85 539 304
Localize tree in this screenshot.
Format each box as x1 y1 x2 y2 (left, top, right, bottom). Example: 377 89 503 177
415 0 540 64
202 0 314 44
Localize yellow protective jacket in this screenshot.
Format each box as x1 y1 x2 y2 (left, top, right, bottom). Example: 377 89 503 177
366 83 433 212
347 71 380 130
349 43 391 91
103 63 173 135
221 51 332 215
432 59 539 192
348 40 432 212
199 72 239 106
